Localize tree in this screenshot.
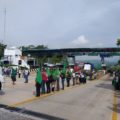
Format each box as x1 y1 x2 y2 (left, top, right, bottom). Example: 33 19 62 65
117 38 120 46
35 45 48 49
20 44 48 50
0 43 6 58
118 60 120 65
51 55 63 64
36 55 48 66
117 38 120 61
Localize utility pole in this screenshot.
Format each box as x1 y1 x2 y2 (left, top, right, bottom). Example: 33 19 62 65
3 7 6 44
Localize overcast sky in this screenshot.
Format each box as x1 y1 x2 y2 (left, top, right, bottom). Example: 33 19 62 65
0 0 120 48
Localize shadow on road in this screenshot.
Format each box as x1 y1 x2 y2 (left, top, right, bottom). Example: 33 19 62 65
0 104 66 120
95 80 114 91
95 78 120 115
95 76 120 115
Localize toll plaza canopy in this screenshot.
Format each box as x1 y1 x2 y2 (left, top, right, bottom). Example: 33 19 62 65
22 47 120 57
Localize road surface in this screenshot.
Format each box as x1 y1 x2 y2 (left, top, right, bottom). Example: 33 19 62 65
0 74 119 120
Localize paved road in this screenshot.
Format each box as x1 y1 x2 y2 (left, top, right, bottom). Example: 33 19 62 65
17 75 114 120
0 74 119 120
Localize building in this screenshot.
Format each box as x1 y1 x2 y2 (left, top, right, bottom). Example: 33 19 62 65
1 47 30 69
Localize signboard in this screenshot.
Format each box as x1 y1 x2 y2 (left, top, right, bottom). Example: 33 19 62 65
84 64 91 71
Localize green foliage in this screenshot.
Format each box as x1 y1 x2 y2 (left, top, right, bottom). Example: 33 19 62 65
118 60 120 65
51 55 63 64
117 38 120 46
111 65 120 72
35 45 48 49
37 56 48 66
0 43 6 58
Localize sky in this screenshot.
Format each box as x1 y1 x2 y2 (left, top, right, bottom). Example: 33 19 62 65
0 0 120 48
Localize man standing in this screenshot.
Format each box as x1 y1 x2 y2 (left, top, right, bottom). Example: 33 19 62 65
46 67 51 93
11 67 17 85
35 68 42 97
60 69 66 90
54 68 60 91
66 68 72 87
23 68 29 83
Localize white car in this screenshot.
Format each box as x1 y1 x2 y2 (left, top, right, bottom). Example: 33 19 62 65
0 74 4 90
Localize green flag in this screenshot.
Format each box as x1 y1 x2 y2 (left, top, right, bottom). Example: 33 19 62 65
55 68 60 79
36 68 42 84
69 69 72 76
62 61 67 75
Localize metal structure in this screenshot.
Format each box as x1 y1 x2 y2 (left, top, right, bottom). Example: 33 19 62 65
22 47 120 57
22 47 120 64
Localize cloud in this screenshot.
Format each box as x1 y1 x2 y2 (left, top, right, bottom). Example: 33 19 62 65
71 35 89 46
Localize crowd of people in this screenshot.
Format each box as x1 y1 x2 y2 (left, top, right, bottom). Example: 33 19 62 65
1 67 30 85
35 66 87 97
0 65 87 97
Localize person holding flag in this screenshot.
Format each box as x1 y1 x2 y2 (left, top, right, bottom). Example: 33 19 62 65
60 59 67 89
66 67 72 87
35 68 42 97
60 68 66 90
54 67 60 91
46 67 51 93
11 67 17 85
